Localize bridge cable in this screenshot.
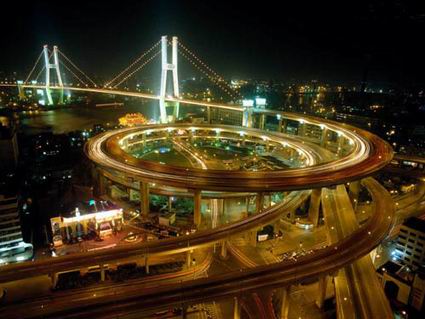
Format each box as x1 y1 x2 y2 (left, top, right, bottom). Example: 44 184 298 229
105 40 161 88
178 41 241 100
178 48 239 101
58 60 89 87
33 49 55 84
24 50 44 84
57 50 98 87
34 66 46 84
113 49 162 88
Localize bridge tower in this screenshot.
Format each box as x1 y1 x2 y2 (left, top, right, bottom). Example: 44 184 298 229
159 36 180 123
43 45 63 105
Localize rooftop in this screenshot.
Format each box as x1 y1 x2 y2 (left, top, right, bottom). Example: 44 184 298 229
403 217 425 234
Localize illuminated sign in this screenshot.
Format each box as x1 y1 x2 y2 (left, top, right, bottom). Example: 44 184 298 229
62 209 123 224
258 234 269 242
242 99 254 107
255 97 266 107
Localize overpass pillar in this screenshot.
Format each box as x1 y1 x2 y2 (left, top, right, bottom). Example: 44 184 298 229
210 198 224 228
256 192 264 213
289 210 295 223
168 195 173 211
193 190 202 226
220 240 228 259
249 229 258 247
315 275 328 308
140 181 150 218
186 250 193 268
50 272 59 289
298 121 306 137
320 128 329 147
263 193 271 208
242 107 253 127
245 196 250 215
233 296 241 319
308 188 322 226
207 106 211 124
337 135 345 156
100 264 106 282
142 132 147 147
280 118 288 133
259 113 266 130
348 181 360 209
280 286 291 319
145 255 149 274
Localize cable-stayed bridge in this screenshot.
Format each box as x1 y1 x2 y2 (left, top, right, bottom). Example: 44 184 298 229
0 36 243 123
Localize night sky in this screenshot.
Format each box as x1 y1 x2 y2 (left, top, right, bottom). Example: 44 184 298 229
2 0 425 86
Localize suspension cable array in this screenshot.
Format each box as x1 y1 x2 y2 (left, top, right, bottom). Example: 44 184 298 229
177 41 241 101
21 38 242 104
58 59 89 87
57 49 97 87
105 40 161 88
113 50 161 88
23 46 98 88
24 50 44 84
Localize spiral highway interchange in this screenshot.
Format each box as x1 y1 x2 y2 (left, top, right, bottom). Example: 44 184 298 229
0 91 399 318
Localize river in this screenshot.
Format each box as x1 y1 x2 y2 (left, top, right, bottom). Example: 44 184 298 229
18 100 202 135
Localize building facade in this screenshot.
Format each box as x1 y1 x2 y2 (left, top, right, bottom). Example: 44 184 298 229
0 195 33 264
394 218 425 269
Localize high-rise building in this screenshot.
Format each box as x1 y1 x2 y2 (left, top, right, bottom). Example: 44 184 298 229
0 116 33 265
0 195 33 264
394 217 425 269
0 116 19 171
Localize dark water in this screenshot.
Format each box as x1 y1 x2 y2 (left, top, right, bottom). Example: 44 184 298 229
18 100 162 134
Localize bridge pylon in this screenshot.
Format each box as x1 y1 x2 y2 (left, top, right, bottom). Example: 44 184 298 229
159 36 180 123
43 45 64 105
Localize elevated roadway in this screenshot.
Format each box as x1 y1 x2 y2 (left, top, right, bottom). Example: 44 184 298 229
86 122 393 192
0 191 310 283
0 178 395 318
321 180 393 319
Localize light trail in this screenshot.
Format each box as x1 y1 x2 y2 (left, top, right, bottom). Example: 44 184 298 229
85 122 391 192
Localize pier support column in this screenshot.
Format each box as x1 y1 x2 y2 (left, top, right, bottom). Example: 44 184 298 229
280 286 291 319
256 192 264 213
220 240 228 259
281 118 288 133
320 128 328 147
316 275 328 308
145 255 149 274
207 106 211 124
298 122 306 137
100 264 106 282
51 272 59 289
308 188 322 226
233 296 241 319
193 190 202 226
168 196 173 212
259 114 266 130
186 250 193 268
242 107 253 127
337 135 345 156
249 229 258 247
349 180 360 209
140 181 150 218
